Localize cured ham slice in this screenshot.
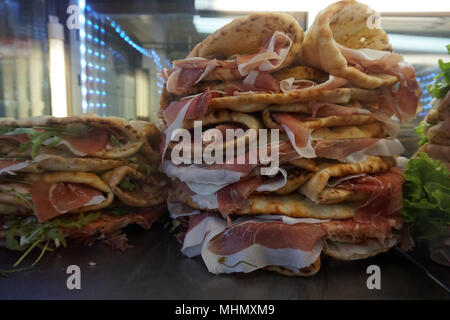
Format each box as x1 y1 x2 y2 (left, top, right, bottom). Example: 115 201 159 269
58 127 110 156
162 160 244 195
227 71 280 95
0 159 29 175
280 75 348 93
181 213 225 257
167 200 200 219
164 31 293 94
308 101 366 118
165 58 220 95
179 168 287 214
237 31 293 76
182 215 322 274
339 167 405 223
209 169 286 216
322 216 403 240
49 183 104 213
343 138 404 163
65 207 165 239
0 133 30 144
313 139 378 162
161 91 215 159
299 101 399 137
337 43 404 71
217 175 269 217
245 71 280 92
312 138 404 163
163 91 214 125
338 44 420 122
271 102 402 160
180 213 401 275
32 181 105 222
272 113 316 158
209 221 327 254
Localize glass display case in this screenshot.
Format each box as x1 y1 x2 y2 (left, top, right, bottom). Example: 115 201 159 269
0 0 449 153
0 0 449 300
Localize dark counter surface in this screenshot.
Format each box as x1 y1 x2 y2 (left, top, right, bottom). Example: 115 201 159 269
0 223 448 300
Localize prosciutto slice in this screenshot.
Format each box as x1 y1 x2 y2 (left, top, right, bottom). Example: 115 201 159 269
32 181 105 222
271 102 403 160
186 169 287 215
280 75 348 93
165 58 219 95
161 91 215 159
337 44 420 122
162 160 244 195
237 31 293 76
308 101 369 118
337 44 404 70
344 138 404 163
180 213 401 274
217 175 273 217
163 91 214 125
313 138 404 163
0 159 29 175
183 215 322 274
227 71 280 95
181 212 225 257
209 220 327 254
339 167 405 223
164 31 292 94
313 139 378 162
58 127 110 156
0 133 30 144
272 113 316 158
281 101 399 137
65 206 165 240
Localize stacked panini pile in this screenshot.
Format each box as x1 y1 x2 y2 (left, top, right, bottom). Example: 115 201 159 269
0 114 167 256
418 91 450 169
160 1 421 276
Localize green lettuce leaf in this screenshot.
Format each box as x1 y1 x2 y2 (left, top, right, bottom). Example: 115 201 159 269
427 45 450 99
402 153 450 243
414 120 429 147
3 212 101 270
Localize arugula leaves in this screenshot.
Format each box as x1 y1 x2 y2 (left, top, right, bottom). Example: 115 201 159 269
414 120 429 147
0 125 77 159
427 44 450 99
110 133 121 147
0 126 16 135
6 189 32 208
118 176 140 192
402 153 450 243
129 156 153 176
3 212 101 271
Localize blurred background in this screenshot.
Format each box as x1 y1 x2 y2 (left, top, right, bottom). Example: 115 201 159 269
0 0 449 153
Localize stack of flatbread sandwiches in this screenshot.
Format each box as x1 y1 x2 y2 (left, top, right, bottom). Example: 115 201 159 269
160 0 421 276
417 91 450 169
0 114 167 256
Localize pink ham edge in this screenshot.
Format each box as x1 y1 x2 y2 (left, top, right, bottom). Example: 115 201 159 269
32 181 104 222
337 44 420 122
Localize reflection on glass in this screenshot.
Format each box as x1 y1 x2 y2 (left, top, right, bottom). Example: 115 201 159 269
0 0 50 118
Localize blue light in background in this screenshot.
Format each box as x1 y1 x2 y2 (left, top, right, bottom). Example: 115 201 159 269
79 1 171 114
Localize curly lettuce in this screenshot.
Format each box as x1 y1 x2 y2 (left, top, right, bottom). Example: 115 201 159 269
402 153 450 243
427 44 450 99
414 120 429 147
1 212 100 275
